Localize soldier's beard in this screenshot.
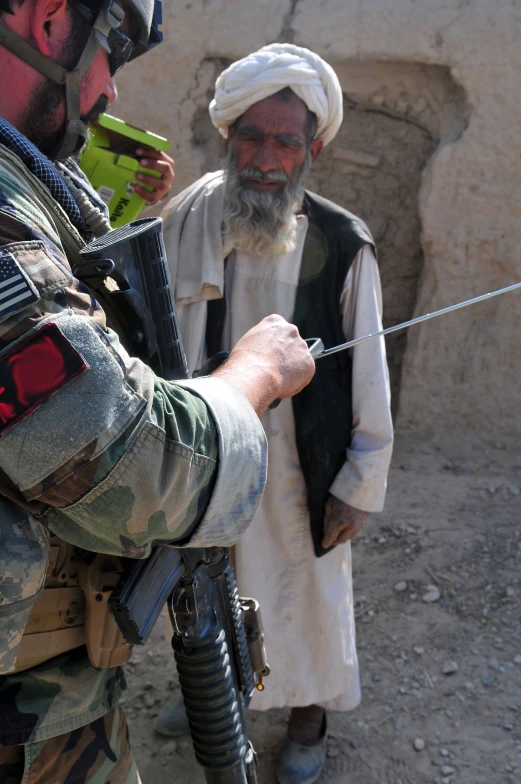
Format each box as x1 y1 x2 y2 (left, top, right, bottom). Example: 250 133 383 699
223 148 311 257
23 86 108 160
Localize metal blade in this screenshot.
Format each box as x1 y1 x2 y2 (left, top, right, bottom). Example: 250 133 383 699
318 281 521 359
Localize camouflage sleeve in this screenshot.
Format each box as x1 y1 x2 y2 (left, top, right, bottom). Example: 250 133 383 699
0 180 267 558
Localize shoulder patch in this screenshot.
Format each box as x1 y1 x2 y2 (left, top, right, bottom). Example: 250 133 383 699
0 321 88 437
0 248 39 321
0 312 144 493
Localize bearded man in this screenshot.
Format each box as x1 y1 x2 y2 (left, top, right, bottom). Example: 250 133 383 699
157 44 394 784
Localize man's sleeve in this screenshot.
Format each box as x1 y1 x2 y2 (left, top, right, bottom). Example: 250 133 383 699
328 245 394 512
0 196 267 558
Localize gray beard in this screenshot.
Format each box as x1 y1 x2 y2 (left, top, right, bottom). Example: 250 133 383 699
223 149 311 257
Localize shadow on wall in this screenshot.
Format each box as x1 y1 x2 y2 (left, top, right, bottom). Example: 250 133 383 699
189 59 470 417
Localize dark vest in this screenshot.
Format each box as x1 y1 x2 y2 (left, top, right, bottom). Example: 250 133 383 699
206 190 375 557
292 191 375 557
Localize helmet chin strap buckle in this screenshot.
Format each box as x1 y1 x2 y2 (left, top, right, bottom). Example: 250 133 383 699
66 119 88 137
57 118 88 161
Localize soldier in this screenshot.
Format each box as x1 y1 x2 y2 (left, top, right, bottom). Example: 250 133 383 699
0 2 315 782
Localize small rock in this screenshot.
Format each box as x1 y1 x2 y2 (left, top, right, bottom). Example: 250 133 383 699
503 723 514 731
440 748 449 757
413 737 425 752
162 741 178 755
422 587 441 603
441 765 456 775
513 655 521 665
488 660 501 672
442 660 459 675
372 674 382 683
413 646 424 655
378 536 387 544
482 676 496 688
394 581 408 593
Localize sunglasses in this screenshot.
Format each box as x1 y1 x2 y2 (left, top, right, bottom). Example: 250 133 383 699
75 2 135 77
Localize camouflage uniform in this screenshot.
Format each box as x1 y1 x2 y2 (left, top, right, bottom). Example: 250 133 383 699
0 122 268 781
0 707 136 784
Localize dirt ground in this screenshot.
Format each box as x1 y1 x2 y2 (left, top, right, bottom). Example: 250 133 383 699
123 431 521 784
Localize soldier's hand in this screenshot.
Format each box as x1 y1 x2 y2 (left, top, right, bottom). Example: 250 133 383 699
321 496 370 548
214 315 315 417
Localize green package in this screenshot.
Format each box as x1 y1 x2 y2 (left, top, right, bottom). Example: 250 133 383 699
79 114 170 228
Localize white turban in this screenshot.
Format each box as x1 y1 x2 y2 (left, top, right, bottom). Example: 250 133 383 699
209 43 343 146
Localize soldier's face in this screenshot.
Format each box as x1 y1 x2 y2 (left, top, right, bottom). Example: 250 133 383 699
23 9 120 158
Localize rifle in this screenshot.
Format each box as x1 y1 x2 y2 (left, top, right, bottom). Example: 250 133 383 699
77 218 269 784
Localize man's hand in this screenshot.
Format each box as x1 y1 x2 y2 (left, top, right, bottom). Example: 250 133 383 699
214 315 315 417
322 495 370 548
134 148 175 204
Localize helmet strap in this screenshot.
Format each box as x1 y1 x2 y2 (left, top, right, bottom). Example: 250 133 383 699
58 33 100 159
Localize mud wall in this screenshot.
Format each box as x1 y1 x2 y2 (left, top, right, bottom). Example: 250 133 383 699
114 0 521 433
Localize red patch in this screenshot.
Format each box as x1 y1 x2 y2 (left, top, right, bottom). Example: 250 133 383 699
0 322 88 437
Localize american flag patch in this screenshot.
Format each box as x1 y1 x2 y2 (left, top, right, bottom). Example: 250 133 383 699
0 250 39 321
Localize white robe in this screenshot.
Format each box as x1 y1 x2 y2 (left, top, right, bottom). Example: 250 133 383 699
165 194 393 711
223 218 392 711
